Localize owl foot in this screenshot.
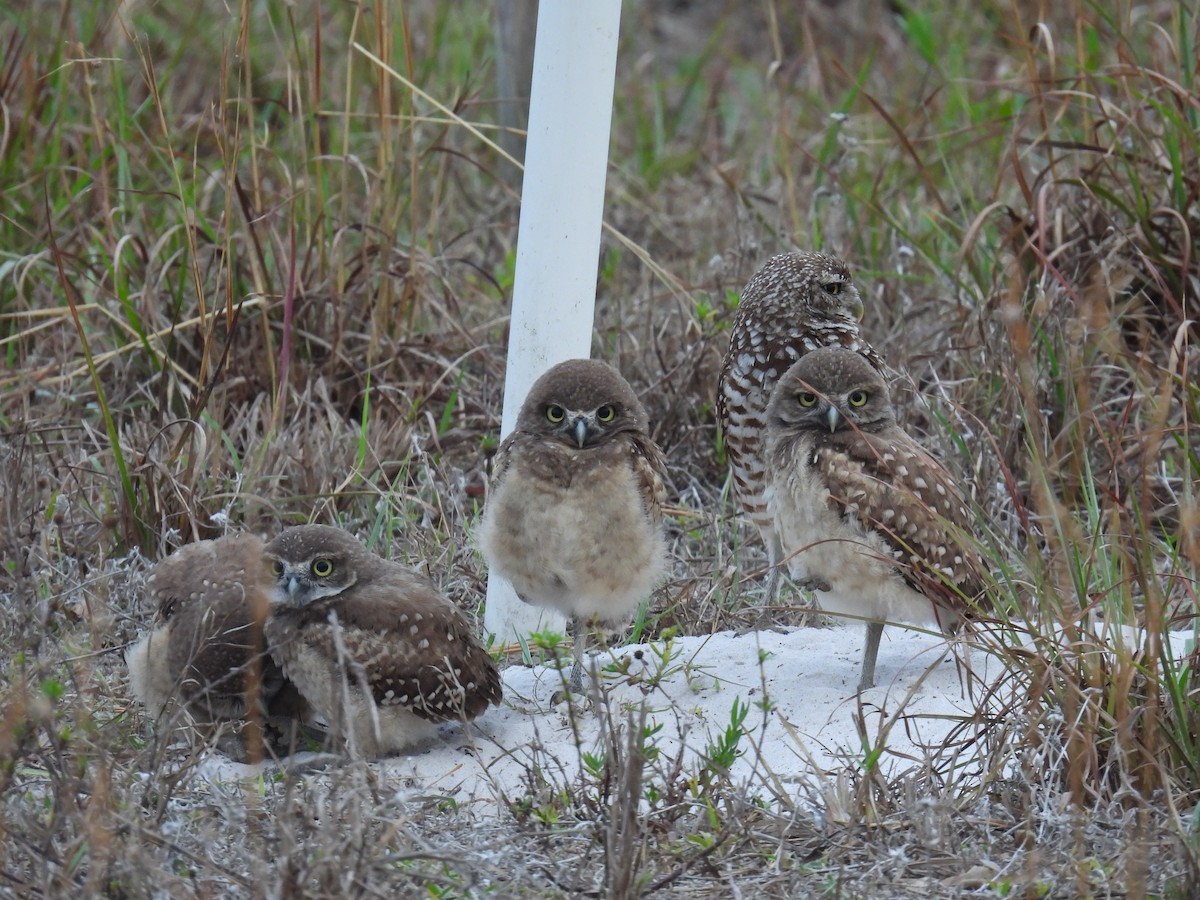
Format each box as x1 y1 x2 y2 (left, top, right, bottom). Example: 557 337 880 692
551 687 589 707
550 658 589 707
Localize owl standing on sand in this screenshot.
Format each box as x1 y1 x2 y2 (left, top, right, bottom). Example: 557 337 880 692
478 359 669 694
765 347 987 689
716 250 885 603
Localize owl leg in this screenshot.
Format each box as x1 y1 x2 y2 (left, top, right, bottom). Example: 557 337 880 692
763 533 784 606
551 617 587 704
568 616 586 694
859 621 885 690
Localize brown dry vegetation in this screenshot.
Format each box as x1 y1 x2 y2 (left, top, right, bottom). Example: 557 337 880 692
1 0 1198 896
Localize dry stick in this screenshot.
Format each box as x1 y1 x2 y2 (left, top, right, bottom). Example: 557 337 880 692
604 703 647 900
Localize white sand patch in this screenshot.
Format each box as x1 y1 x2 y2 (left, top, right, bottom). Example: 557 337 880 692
195 621 1010 809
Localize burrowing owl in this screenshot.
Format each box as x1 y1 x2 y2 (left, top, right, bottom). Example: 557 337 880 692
765 347 986 690
126 533 305 753
263 525 502 757
478 359 669 694
716 251 885 603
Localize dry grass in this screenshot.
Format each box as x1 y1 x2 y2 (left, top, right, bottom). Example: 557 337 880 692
2 0 1198 895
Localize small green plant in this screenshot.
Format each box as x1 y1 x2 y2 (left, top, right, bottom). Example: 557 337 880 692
531 804 560 827
436 368 464 437
601 633 710 692
525 629 571 672
698 697 748 789
492 248 517 292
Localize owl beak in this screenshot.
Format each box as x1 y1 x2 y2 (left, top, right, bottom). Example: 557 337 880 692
282 574 305 601
571 416 589 448
848 295 864 322
825 406 843 433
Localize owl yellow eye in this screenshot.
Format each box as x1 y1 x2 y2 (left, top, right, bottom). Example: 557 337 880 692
596 404 615 423
798 392 818 407
824 281 843 295
546 405 565 423
848 390 868 407
271 560 284 577
312 558 334 578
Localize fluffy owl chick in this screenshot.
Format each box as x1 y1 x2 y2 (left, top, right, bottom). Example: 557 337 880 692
126 533 302 751
478 359 669 694
765 347 986 690
717 251 886 604
263 525 502 757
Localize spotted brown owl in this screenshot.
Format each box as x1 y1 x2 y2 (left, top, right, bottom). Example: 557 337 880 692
126 533 307 754
716 251 885 603
765 347 987 689
478 359 669 694
263 525 502 757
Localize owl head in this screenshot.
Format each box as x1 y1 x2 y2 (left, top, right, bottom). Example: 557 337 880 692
264 525 363 605
768 346 895 435
515 359 649 448
744 251 864 323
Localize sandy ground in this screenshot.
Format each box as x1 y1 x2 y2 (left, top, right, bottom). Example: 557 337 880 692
198 620 1007 809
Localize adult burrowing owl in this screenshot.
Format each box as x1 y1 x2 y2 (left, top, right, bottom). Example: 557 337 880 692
716 251 885 603
126 533 304 753
264 525 502 757
765 347 986 690
478 359 669 694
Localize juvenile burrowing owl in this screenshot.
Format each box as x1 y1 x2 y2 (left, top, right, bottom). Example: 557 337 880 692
765 347 986 690
478 359 669 694
264 525 502 757
126 533 304 754
716 251 885 603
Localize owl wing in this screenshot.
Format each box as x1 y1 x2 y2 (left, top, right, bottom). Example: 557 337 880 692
815 430 987 613
487 430 518 489
167 585 278 717
276 573 502 723
628 431 669 521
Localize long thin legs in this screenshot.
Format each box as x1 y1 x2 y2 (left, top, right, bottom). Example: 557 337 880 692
568 616 585 694
762 532 784 606
859 620 885 691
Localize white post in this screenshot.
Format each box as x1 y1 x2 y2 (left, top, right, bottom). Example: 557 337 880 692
483 0 623 645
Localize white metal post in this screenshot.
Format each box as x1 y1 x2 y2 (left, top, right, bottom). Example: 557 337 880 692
482 0 623 645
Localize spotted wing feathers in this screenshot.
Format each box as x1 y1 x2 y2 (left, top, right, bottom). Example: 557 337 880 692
268 568 502 724
629 431 669 522
815 429 987 611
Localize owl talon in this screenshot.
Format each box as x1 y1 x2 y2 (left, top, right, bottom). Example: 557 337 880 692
550 685 593 709
550 687 575 706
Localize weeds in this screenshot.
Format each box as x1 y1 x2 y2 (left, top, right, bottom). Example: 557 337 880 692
1 0 1197 894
